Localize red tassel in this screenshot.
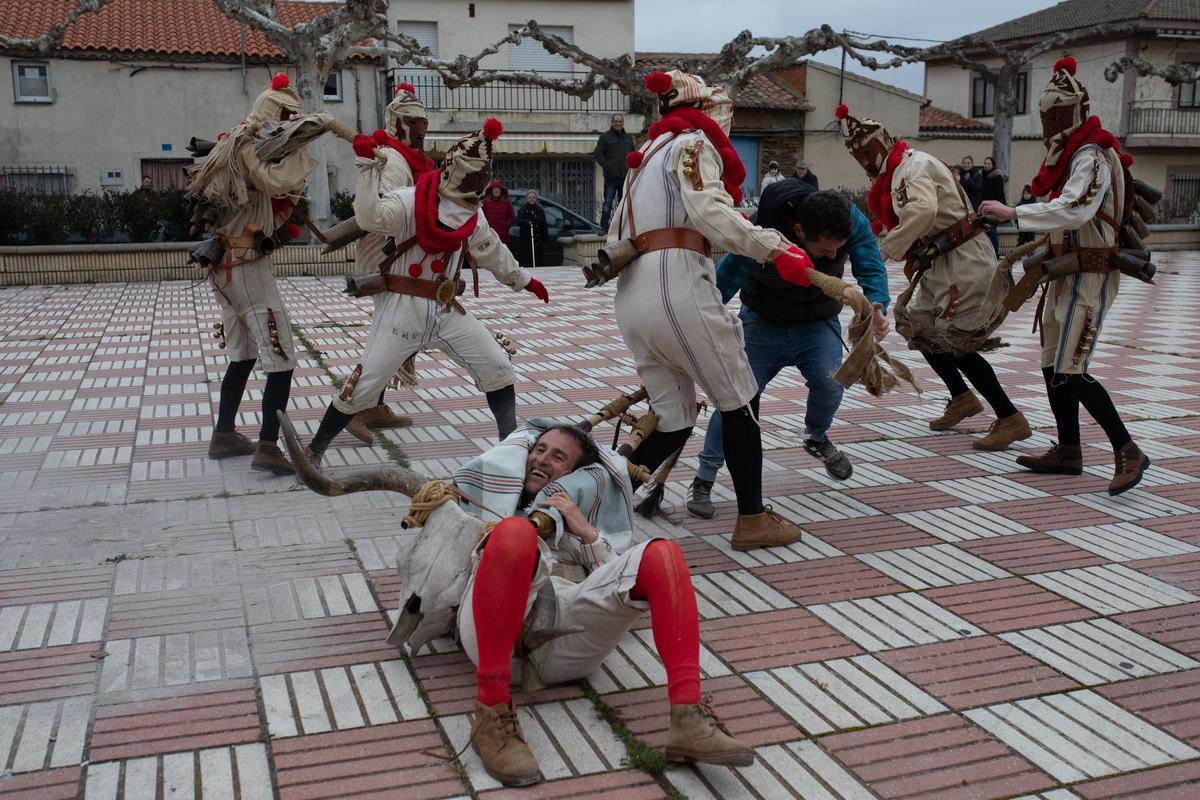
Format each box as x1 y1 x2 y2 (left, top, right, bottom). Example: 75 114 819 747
395 82 416 94
626 151 644 169
1120 152 1134 168
644 71 672 94
834 103 849 120
482 117 503 141
217 131 227 141
282 223 301 240
870 219 884 234
271 73 289 90
1053 56 1077 75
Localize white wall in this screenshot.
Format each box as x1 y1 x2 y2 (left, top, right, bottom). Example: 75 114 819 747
803 61 925 192
1 57 381 195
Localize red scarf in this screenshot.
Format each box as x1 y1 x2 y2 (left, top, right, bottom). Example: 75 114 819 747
865 140 912 235
414 170 479 253
1029 115 1132 200
377 131 435 178
644 106 747 205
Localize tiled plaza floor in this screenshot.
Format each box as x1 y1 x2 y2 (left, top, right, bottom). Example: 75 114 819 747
1 255 1200 799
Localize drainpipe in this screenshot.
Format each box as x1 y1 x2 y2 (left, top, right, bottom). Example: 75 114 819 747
240 23 247 95
354 68 362 133
837 31 846 106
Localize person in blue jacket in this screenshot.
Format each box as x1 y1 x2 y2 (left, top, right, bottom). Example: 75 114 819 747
686 179 891 519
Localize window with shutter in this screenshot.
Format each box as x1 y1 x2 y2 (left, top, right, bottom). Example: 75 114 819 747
13 62 51 103
396 21 440 108
507 25 574 75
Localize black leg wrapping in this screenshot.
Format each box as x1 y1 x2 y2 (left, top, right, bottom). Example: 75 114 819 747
955 353 1018 419
485 385 518 440
258 369 294 442
721 404 765 516
215 358 256 432
629 427 693 478
1043 367 1081 446
922 351 970 398
377 388 387 407
1065 373 1131 453
310 404 356 455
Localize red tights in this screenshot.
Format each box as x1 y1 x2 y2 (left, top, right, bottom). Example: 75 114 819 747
472 524 701 707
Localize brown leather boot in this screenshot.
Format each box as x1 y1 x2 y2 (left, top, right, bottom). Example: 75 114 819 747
1015 442 1083 475
470 701 543 787
731 508 801 551
1109 442 1151 496
251 440 294 475
973 412 1033 451
357 405 413 429
929 391 984 431
666 700 756 767
344 415 376 445
208 430 255 460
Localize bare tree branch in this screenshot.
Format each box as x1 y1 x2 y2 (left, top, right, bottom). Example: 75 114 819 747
1104 56 1200 85
0 0 116 52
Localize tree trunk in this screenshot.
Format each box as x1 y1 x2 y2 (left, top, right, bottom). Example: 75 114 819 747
991 70 1018 202
293 58 333 229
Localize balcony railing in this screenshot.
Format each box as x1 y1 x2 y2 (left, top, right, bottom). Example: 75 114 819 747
385 70 629 114
1127 100 1200 136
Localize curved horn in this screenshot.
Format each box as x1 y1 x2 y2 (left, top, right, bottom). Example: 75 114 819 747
276 410 428 497
579 386 648 432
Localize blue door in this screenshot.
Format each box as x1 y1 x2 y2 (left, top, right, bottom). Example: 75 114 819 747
730 136 760 205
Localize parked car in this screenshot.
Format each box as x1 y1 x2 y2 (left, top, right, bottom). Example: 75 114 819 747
506 189 603 266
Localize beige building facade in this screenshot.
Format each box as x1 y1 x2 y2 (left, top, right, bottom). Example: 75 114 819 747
922 2 1200 217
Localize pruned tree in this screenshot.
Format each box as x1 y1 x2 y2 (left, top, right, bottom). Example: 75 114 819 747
1104 57 1200 86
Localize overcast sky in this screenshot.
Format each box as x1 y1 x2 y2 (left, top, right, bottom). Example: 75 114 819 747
634 0 1064 95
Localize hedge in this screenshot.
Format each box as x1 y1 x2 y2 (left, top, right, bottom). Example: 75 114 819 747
0 189 195 246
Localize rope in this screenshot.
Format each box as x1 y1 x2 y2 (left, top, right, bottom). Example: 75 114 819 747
400 480 505 530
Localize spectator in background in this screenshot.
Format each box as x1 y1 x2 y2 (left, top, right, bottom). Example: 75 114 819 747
1016 184 1038 245
593 113 636 230
794 160 819 188
137 175 153 193
980 156 1007 254
482 180 516 244
958 156 983 210
761 160 784 194
516 190 548 269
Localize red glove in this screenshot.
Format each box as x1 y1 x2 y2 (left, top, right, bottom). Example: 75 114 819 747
773 245 814 287
524 278 550 303
352 134 376 159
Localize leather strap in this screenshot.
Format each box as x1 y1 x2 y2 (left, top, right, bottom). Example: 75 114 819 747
632 227 711 257
383 274 466 313
1077 246 1118 273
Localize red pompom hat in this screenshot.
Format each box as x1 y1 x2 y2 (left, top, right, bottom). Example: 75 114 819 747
247 72 301 126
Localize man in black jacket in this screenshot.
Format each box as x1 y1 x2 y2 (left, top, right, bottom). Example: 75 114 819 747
685 180 891 518
593 113 636 229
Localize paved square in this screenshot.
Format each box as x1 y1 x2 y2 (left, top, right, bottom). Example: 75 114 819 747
2 256 1200 797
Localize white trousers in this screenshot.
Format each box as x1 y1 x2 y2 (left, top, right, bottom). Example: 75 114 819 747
210 258 297 373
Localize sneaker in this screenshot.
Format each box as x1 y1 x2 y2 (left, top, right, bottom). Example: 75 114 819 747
803 437 853 480
686 477 715 519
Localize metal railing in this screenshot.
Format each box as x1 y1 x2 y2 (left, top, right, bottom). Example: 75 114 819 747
1168 173 1200 220
1127 101 1200 136
385 70 629 114
0 165 70 194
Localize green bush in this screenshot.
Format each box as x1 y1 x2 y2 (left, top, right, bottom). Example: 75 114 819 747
331 190 354 221
0 188 195 245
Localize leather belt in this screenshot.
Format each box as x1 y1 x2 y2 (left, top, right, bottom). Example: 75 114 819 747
632 227 711 257
1077 246 1118 273
384 274 466 314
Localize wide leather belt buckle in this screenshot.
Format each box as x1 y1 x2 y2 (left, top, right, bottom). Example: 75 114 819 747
434 278 457 306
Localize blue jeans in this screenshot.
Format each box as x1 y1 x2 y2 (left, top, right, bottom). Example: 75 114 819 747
600 176 623 228
696 308 844 482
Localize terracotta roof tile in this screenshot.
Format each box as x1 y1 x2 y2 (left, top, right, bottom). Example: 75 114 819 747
959 0 1200 44
635 52 813 112
0 0 347 60
919 104 993 132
